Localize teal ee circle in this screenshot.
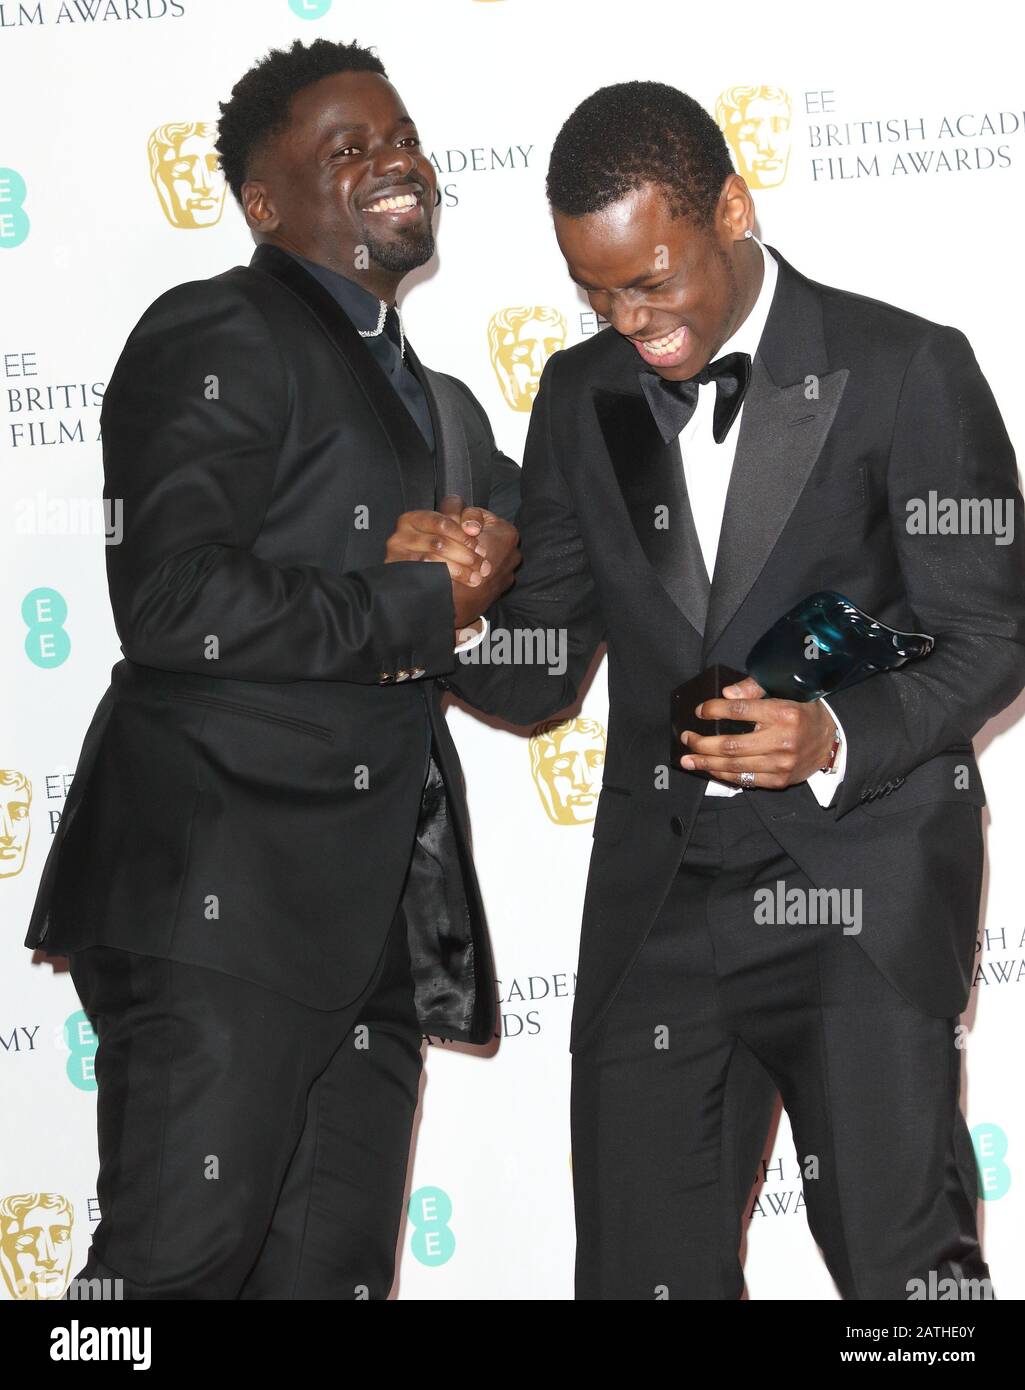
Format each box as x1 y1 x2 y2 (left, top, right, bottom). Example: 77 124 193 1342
971 1122 1010 1201
288 0 332 18
64 1010 98 1091
23 588 71 667
408 1186 455 1266
0 168 30 248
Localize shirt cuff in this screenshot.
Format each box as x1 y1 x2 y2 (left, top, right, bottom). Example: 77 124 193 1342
454 614 488 654
806 697 847 807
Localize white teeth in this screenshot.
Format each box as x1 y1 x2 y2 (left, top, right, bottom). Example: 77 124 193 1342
367 193 418 212
642 327 685 355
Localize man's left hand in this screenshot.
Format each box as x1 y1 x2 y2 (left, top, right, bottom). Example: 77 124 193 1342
679 676 837 788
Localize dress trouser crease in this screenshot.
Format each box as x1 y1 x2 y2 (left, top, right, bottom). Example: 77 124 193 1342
65 904 423 1300
571 792 990 1301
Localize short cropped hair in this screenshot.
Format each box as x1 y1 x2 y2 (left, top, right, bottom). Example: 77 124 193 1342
216 38 387 203
546 80 735 225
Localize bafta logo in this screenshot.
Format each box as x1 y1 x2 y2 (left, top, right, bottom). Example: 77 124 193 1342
488 306 567 411
529 717 606 825
148 121 227 229
716 87 793 189
0 1193 74 1300
0 770 31 879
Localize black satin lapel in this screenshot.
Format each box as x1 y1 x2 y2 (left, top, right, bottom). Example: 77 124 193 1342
701 358 850 662
594 387 710 636
249 244 436 511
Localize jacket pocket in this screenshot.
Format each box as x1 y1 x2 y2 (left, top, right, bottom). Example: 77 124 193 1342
161 691 333 743
591 785 631 844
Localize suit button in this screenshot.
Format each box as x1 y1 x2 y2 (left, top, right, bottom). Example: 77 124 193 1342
670 815 686 836
395 670 410 682
379 672 393 684
411 667 426 679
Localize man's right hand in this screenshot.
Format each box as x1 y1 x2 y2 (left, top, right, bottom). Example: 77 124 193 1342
386 501 521 629
385 509 491 585
439 496 521 628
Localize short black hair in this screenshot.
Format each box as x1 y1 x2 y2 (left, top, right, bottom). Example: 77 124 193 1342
216 38 387 203
546 80 735 226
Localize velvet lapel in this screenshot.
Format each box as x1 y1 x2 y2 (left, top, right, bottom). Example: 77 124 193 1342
594 370 710 638
249 243 436 511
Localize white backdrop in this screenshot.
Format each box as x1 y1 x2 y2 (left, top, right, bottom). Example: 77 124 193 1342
2 0 1023 1301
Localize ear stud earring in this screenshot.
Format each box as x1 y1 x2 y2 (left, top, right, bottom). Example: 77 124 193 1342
743 228 754 239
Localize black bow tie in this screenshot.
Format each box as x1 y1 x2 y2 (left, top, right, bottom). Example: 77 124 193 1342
639 350 752 445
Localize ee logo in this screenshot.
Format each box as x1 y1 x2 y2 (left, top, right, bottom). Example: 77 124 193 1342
408 1186 455 1266
64 1011 98 1092
972 1123 1010 1201
23 588 71 668
288 0 332 17
0 168 29 248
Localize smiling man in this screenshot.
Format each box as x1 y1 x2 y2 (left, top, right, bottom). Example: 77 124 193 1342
440 80 1025 1299
25 38 519 1300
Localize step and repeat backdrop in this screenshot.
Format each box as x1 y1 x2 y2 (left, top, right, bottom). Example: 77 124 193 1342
2 0 1023 1300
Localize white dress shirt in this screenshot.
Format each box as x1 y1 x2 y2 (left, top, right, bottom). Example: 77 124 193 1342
676 236 847 806
454 615 488 654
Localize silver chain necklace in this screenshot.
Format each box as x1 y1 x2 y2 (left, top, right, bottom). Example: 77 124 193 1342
358 299 405 362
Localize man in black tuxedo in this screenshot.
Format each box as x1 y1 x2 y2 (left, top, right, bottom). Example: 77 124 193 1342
24 38 519 1299
433 81 1025 1298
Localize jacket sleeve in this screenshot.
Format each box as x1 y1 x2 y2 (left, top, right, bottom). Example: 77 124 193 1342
485 445 523 528
444 372 522 525
442 352 605 722
826 324 1025 819
102 279 456 684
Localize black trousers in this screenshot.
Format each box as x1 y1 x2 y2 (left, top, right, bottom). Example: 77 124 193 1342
571 792 991 1300
64 906 423 1300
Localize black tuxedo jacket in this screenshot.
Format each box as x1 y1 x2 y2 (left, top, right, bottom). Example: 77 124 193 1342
446 246 1025 1052
24 243 520 1045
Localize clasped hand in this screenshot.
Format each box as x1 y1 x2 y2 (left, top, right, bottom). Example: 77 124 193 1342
385 495 521 631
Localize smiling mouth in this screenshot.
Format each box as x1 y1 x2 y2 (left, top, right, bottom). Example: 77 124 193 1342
631 322 687 361
364 190 421 214
634 325 687 357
